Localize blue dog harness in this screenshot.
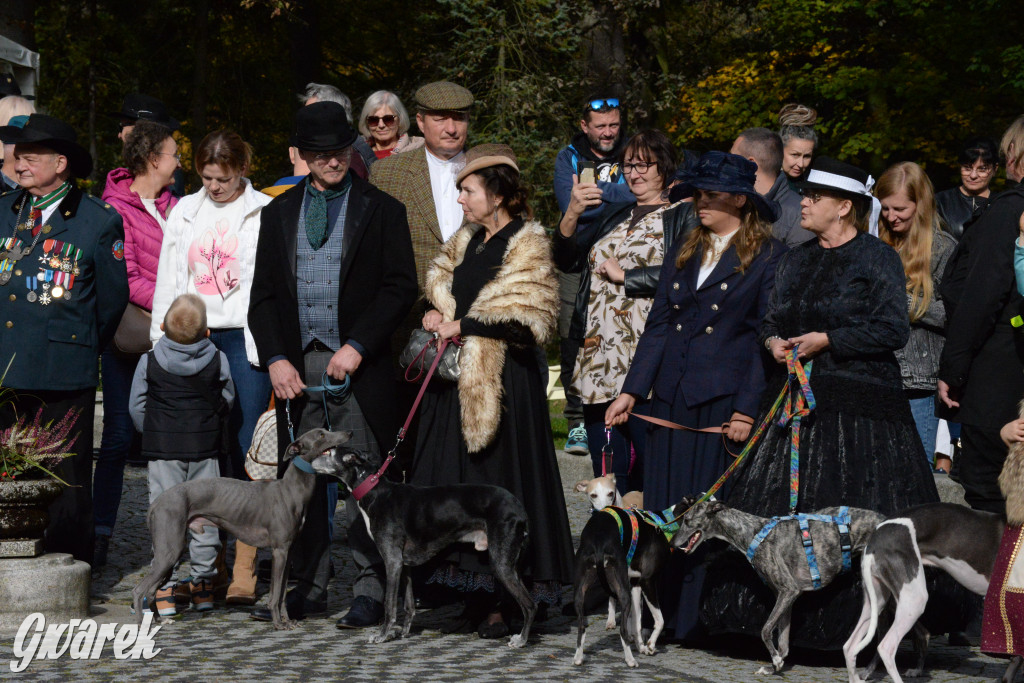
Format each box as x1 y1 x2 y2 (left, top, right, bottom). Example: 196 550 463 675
600 506 681 568
744 506 853 590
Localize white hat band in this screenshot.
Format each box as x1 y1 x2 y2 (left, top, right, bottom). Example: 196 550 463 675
806 169 876 197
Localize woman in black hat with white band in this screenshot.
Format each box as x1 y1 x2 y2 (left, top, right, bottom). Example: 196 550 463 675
606 150 786 640
703 157 947 648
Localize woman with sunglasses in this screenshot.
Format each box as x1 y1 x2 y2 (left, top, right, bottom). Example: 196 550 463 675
554 129 697 495
356 90 423 162
150 130 272 604
92 120 181 568
703 157 949 650
935 137 1000 239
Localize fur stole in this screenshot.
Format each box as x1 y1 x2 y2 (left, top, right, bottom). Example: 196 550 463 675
1001 399 1024 525
424 220 557 452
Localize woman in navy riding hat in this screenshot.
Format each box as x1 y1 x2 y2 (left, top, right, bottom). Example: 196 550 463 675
606 150 786 640
702 157 950 649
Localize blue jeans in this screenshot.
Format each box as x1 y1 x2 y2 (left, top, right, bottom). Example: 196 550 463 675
209 329 272 479
583 400 648 495
93 349 141 537
908 393 939 464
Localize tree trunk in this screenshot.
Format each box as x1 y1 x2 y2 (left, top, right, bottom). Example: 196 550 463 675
288 0 320 94
190 0 210 135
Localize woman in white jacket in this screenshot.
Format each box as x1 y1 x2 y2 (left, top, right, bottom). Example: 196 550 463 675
150 130 271 604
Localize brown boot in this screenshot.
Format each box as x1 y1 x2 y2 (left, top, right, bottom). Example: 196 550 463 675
225 541 258 605
212 543 230 600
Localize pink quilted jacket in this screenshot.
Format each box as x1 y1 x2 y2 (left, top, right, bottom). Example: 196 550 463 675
102 168 178 310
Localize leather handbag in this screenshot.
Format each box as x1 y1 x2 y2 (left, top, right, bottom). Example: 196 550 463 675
113 304 153 355
244 407 279 481
399 328 462 383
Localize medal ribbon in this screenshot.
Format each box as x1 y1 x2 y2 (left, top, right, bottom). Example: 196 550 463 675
29 182 70 212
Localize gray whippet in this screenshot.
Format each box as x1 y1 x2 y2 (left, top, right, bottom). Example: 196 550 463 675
310 447 536 648
670 499 885 675
843 502 1021 683
133 427 351 630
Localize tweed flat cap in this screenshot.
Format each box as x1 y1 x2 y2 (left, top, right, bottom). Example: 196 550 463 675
414 81 474 112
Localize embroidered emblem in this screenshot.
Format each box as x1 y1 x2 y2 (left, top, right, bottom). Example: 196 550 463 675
112 240 125 261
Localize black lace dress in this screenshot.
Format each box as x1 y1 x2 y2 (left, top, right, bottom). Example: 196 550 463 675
702 232 968 648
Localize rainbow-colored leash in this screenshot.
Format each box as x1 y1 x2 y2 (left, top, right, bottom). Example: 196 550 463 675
654 345 815 529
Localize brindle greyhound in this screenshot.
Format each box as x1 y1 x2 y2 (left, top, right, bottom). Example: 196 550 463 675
670 499 885 675
133 428 351 630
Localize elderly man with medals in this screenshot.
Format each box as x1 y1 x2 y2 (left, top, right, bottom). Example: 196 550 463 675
0 114 128 564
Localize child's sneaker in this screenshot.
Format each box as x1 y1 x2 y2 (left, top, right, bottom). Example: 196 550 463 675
191 579 215 612
155 586 177 617
173 577 192 603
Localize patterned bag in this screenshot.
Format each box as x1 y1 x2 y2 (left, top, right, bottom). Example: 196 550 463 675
244 407 278 481
399 328 462 383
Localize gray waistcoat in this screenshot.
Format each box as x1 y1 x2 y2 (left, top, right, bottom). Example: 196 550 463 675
297 194 348 350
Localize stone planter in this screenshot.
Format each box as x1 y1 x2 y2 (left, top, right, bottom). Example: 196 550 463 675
0 479 64 540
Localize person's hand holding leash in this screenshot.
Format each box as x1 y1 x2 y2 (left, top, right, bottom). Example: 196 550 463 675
327 343 362 381
269 359 306 400
768 336 794 364
437 319 461 341
422 310 443 332
726 411 753 442
605 393 636 427
789 332 829 359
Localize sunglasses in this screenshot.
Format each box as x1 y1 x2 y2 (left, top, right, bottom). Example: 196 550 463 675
366 115 397 127
587 98 620 112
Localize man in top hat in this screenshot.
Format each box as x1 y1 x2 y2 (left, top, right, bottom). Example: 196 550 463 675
0 114 129 564
248 102 417 625
110 93 181 143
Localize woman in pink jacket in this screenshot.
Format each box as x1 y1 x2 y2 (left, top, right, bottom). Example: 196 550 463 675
93 120 180 568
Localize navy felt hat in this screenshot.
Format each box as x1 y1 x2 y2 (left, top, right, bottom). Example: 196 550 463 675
290 101 358 151
108 93 180 131
0 114 92 178
674 151 780 222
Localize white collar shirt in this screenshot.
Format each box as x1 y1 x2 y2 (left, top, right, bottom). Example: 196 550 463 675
425 148 466 241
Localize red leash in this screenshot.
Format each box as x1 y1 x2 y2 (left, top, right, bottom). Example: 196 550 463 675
351 336 453 500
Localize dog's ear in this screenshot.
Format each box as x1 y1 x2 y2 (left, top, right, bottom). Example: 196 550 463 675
575 480 590 493
710 501 726 515
673 496 695 516
283 440 302 462
341 450 360 465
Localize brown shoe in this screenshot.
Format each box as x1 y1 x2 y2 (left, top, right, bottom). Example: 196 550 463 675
191 578 215 612
173 579 191 604
226 541 258 605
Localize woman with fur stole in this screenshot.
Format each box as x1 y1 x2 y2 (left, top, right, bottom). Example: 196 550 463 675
413 144 575 639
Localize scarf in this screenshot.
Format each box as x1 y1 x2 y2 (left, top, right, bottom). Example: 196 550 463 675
304 174 351 249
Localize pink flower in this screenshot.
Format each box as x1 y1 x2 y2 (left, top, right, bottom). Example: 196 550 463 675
188 220 240 300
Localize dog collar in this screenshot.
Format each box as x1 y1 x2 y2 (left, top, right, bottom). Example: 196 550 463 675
292 457 315 474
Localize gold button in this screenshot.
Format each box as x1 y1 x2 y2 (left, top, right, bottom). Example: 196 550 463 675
711 304 719 311
43 226 51 234
672 304 680 310
5 321 11 329
13 269 20 276
71 334 76 340
7 294 13 302
720 283 728 291
705 326 713 334
672 282 680 290
675 323 682 331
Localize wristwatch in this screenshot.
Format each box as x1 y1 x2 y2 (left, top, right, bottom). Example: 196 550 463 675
764 335 781 350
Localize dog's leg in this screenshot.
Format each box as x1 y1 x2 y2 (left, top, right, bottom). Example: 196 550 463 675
1003 655 1024 683
490 520 535 649
401 569 415 638
876 568 927 683
268 546 295 630
369 551 403 644
134 521 187 625
604 561 638 668
606 597 616 629
844 578 880 683
630 583 644 656
640 578 664 656
903 621 929 678
757 589 799 675
573 564 598 666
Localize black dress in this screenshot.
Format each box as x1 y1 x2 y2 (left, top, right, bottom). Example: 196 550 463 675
702 232 963 648
410 220 575 604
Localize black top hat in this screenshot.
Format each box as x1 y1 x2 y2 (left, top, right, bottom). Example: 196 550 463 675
0 73 30 99
673 151 780 222
290 102 358 151
796 156 874 199
109 93 180 131
0 114 92 178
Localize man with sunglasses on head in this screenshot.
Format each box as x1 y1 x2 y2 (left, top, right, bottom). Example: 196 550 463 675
552 94 633 455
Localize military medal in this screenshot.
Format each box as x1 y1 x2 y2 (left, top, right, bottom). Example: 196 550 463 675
51 270 74 301
25 276 37 302
0 257 13 285
39 292 50 305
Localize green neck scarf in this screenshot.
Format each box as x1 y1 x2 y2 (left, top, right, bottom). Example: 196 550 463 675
304 174 351 249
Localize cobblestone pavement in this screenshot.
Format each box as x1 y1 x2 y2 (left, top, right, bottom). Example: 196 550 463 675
0 450 1010 682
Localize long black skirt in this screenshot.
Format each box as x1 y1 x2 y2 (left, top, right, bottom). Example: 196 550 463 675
702 377 971 649
410 345 575 598
643 386 740 640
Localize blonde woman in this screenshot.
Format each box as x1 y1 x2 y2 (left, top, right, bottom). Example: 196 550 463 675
877 162 957 463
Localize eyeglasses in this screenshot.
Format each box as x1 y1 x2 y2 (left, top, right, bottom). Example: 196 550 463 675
366 115 397 127
623 161 652 174
961 163 994 175
801 190 830 203
156 152 181 162
587 98 620 112
312 148 352 162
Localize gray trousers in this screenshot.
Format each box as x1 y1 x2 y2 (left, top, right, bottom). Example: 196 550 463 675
290 349 384 603
147 458 221 586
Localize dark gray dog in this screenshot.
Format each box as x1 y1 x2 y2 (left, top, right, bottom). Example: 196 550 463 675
843 502 1015 683
671 499 885 675
133 428 351 630
310 448 536 648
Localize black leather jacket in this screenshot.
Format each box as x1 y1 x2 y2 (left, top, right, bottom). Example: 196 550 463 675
552 201 698 340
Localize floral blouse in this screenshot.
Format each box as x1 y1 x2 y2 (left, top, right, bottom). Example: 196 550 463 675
574 204 670 403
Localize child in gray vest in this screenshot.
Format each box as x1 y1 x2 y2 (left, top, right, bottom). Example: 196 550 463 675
129 293 235 616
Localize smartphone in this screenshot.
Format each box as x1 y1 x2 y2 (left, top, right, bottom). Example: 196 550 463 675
578 161 596 185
